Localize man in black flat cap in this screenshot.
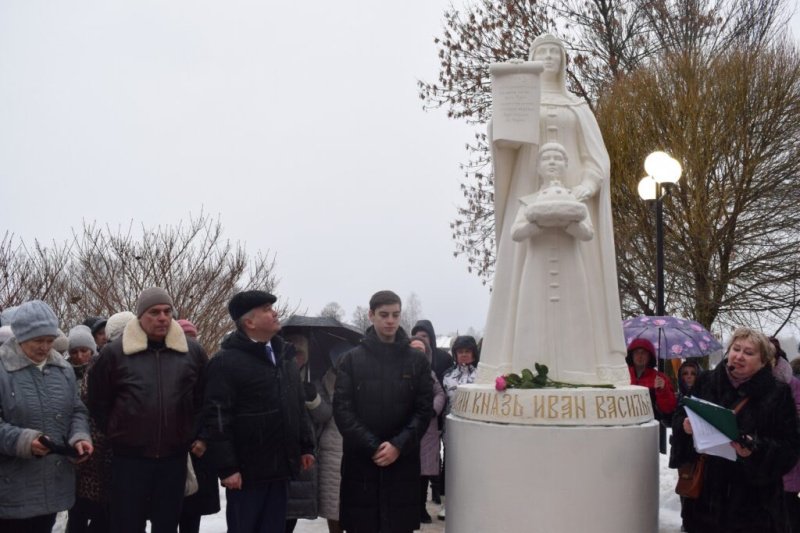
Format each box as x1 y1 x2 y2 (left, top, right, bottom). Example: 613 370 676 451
203 290 315 533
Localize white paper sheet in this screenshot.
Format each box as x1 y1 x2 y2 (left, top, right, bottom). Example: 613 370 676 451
685 406 737 461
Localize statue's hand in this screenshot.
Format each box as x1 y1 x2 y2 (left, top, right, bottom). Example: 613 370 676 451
524 204 539 223
571 185 593 202
508 58 525 65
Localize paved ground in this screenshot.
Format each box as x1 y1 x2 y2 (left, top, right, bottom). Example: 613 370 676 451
54 496 448 532
286 499 446 532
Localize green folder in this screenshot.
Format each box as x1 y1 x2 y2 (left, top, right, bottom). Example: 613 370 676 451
680 396 740 441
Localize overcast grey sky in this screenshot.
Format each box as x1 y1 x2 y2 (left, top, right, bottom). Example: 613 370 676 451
2 2 799 336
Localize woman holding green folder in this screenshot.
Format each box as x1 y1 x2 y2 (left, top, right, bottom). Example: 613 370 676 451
671 328 800 533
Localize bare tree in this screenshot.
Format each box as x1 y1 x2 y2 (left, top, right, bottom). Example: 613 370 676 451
419 0 797 330
602 40 800 329
1 213 284 354
0 232 74 327
400 293 424 335
350 305 371 333
419 0 789 286
319 301 345 322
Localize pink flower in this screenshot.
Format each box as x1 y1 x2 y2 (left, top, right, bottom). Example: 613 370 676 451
690 324 703 332
684 340 694 347
495 376 507 391
653 319 667 326
671 344 684 355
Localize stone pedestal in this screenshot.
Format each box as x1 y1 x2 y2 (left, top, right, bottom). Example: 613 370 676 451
446 385 659 532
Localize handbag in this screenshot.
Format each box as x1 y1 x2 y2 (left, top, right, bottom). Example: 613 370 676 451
675 454 705 498
185 453 199 496
674 397 750 499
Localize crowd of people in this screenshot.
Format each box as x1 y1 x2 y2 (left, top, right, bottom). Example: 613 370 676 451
2 288 800 533
0 289 480 533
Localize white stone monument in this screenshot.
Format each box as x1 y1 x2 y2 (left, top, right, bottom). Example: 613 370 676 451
446 34 659 533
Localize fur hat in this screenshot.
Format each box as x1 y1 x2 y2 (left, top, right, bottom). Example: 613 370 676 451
625 338 657 368
135 287 174 317
452 335 480 364
228 290 277 322
10 300 60 343
105 311 136 341
68 325 97 353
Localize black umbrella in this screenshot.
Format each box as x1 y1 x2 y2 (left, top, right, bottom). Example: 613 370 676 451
280 315 363 381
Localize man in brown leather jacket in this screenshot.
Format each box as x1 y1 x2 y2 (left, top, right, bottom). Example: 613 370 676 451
87 287 207 533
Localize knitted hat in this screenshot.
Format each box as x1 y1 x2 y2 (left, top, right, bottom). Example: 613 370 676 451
53 329 69 353
228 290 277 322
177 319 198 337
82 316 108 335
10 300 60 343
0 325 13 345
135 287 174 317
68 325 97 353
105 311 136 341
1 306 18 327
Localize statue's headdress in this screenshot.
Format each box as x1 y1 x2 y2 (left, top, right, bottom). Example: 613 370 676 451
528 34 565 60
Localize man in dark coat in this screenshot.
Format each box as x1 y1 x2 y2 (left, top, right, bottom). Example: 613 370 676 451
334 290 433 533
87 287 207 533
202 290 315 533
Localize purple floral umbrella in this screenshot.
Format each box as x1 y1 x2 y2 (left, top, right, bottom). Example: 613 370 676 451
622 315 723 359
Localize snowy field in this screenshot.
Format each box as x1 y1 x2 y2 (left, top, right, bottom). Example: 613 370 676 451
54 449 683 532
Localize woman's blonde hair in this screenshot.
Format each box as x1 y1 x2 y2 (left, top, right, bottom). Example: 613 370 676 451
726 327 775 367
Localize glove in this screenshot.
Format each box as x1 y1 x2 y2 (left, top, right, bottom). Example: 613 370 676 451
303 382 318 402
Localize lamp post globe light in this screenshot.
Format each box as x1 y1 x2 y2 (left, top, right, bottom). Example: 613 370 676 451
637 151 682 454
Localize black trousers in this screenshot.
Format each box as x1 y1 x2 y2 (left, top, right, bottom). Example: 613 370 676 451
110 454 186 533
226 479 288 533
67 497 110 533
0 513 57 533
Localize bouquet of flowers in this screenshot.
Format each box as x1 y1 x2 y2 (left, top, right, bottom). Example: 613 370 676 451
495 363 615 391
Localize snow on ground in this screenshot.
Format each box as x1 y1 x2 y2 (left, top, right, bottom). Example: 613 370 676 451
54 446 684 532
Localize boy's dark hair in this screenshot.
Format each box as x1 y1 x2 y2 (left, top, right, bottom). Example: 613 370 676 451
369 290 402 311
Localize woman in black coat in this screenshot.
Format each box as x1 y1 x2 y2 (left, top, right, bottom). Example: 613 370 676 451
671 328 800 533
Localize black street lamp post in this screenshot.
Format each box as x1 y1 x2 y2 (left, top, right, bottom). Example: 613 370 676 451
638 151 682 454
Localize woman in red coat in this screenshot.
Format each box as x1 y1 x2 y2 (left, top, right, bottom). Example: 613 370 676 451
626 338 677 421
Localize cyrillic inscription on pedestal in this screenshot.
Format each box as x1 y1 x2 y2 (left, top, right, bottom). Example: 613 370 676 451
451 384 653 426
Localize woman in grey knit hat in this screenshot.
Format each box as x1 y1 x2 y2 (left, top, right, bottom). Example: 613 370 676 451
0 300 94 533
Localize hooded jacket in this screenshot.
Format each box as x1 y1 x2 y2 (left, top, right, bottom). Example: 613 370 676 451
626 338 677 418
333 326 433 533
411 320 453 385
87 318 207 458
203 331 314 487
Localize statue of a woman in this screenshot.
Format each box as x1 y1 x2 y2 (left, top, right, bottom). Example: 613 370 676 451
477 34 629 386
